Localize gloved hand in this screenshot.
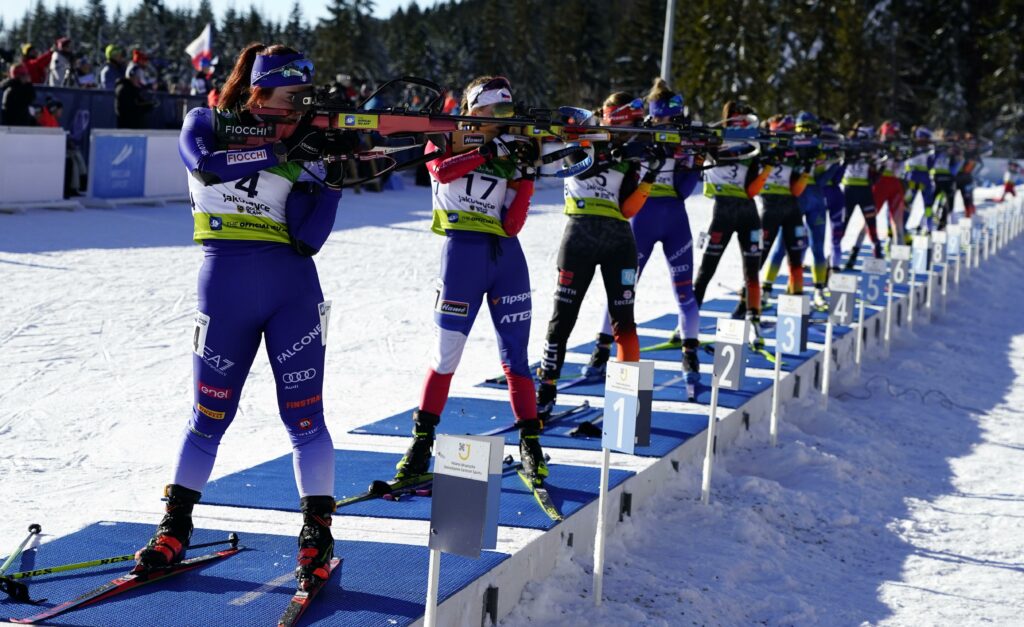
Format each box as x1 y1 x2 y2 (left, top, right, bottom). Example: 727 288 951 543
480 134 536 162
323 158 345 190
322 129 361 158
642 143 667 182
277 113 325 163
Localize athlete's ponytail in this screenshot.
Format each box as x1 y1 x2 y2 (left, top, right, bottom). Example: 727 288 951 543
646 77 675 104
217 42 299 111
218 43 267 111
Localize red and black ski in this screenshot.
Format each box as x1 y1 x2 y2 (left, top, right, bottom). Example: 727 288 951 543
9 547 241 625
277 557 342 627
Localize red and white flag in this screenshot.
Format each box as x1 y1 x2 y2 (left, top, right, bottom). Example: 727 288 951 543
185 23 213 71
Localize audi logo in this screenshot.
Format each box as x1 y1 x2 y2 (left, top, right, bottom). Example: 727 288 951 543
282 369 317 384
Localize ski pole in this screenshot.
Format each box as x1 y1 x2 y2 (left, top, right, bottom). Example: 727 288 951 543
5 533 239 580
0 524 42 576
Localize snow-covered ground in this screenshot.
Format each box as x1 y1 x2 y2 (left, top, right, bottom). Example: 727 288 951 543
501 194 1024 626
1 177 1020 625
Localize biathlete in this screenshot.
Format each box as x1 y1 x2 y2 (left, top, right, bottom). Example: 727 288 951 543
135 44 358 592
754 114 810 308
694 101 772 344
581 79 703 398
931 129 958 229
838 122 884 265
904 126 936 233
537 92 658 416
390 76 547 483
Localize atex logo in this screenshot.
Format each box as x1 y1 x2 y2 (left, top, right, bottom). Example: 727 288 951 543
198 381 232 400
499 310 531 324
282 369 317 384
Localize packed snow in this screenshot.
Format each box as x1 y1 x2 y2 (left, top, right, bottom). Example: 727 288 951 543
1 177 1021 626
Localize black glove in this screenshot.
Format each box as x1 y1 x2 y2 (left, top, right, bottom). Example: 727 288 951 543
322 129 361 157
278 114 325 163
324 158 345 189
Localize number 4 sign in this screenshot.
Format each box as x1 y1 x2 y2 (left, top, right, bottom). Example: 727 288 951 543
828 274 858 325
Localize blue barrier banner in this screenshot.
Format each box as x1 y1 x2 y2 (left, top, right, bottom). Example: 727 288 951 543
92 135 147 198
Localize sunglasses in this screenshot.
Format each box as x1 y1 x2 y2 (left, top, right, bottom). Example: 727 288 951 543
252 58 315 88
603 98 644 124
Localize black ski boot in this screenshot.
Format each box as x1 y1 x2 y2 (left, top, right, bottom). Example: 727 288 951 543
394 409 439 480
747 309 765 351
682 338 701 401
518 420 548 484
134 484 201 572
761 282 774 310
295 496 335 591
536 373 557 420
581 333 613 379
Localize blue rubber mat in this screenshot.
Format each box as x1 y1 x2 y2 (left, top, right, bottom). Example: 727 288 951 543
567 334 815 373
349 397 704 457
553 367 772 407
2 521 506 627
203 449 632 530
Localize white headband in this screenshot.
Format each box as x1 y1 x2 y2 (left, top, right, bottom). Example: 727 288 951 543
468 85 512 111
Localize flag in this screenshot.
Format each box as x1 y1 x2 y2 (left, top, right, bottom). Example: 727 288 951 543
185 23 213 72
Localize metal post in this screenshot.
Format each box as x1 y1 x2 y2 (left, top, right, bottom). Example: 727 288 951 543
884 281 894 356
593 446 611 606
822 320 834 409
769 341 782 447
660 0 677 81
941 262 948 313
424 548 442 627
908 271 916 329
855 297 865 372
700 380 721 505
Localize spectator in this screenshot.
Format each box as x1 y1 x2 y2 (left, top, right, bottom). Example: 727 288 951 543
75 56 98 89
1 63 37 126
114 62 157 129
100 44 127 90
20 43 54 84
47 37 75 87
190 57 212 96
125 49 153 87
37 96 62 127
